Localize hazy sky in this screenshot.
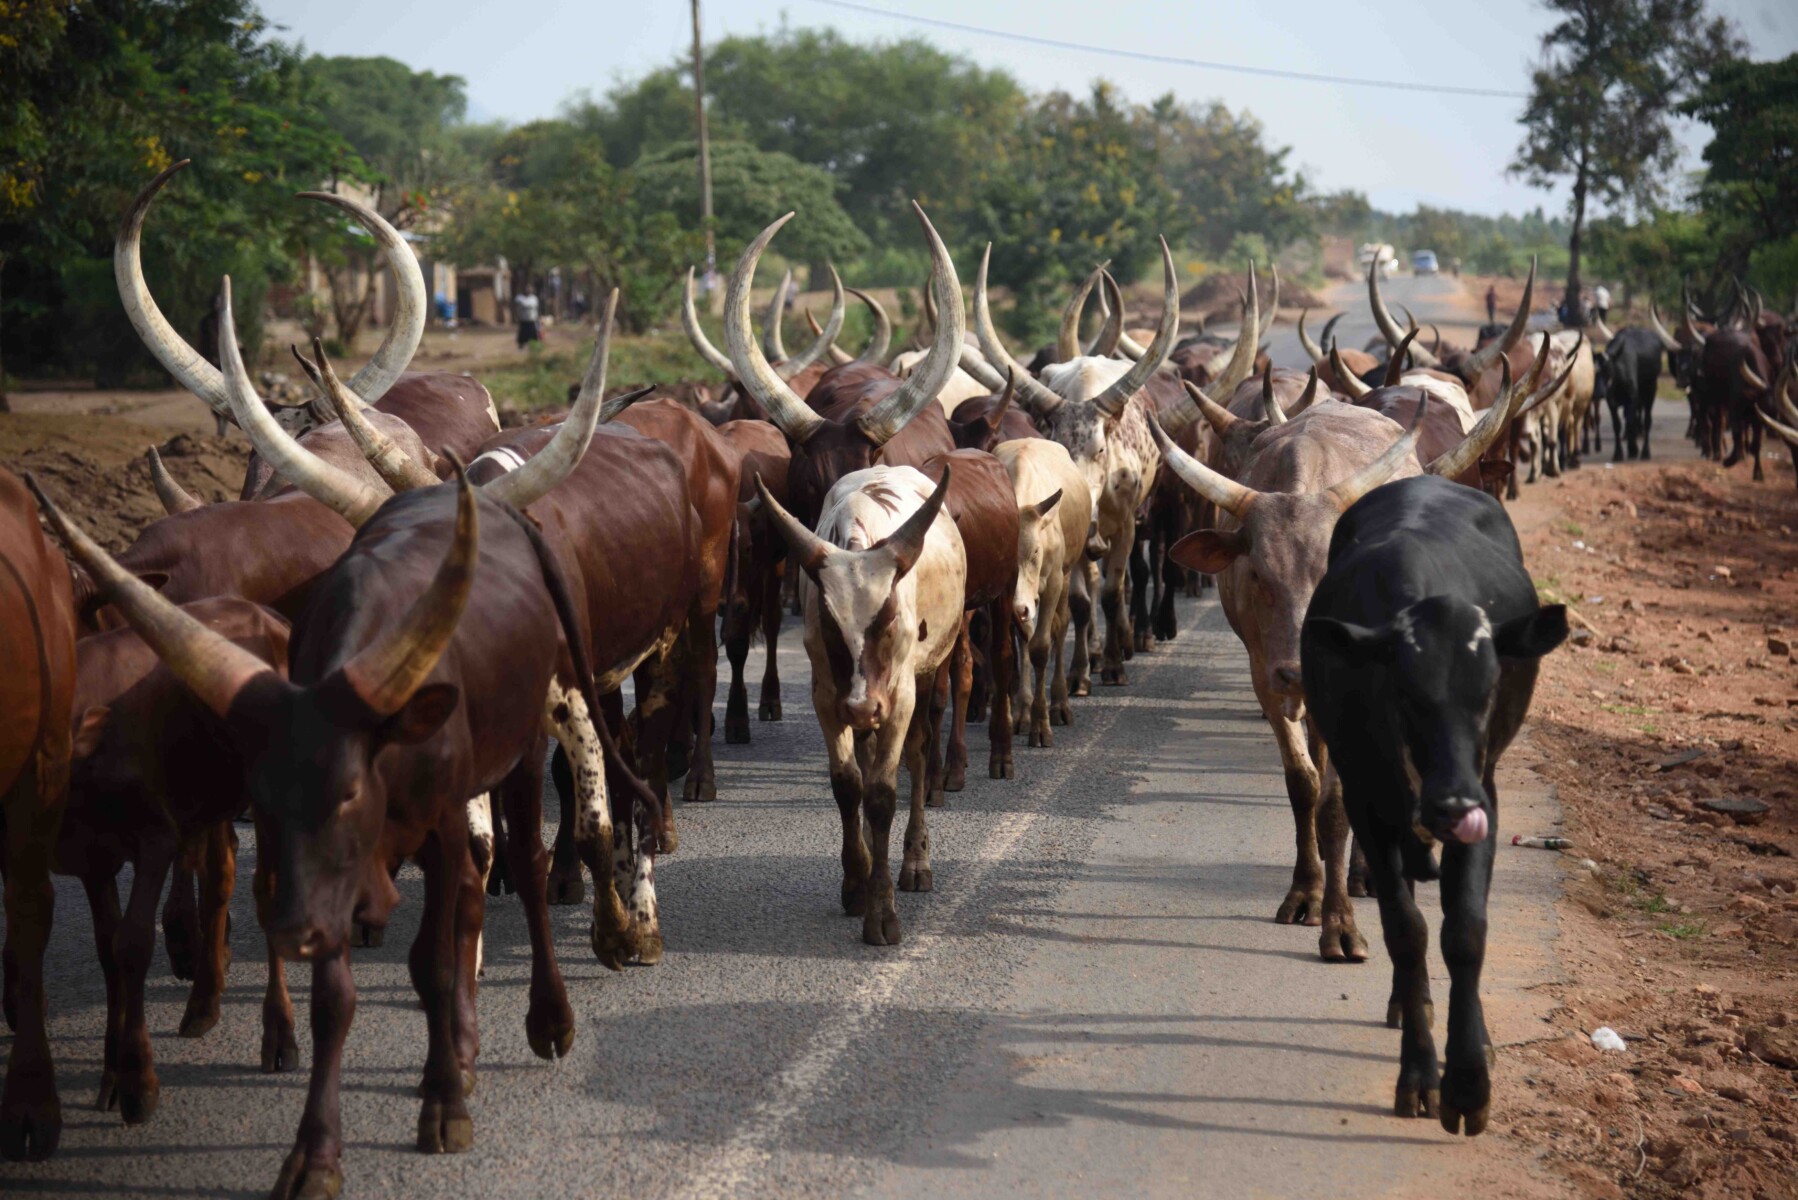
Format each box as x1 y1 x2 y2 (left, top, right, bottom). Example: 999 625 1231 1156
261 0 1798 218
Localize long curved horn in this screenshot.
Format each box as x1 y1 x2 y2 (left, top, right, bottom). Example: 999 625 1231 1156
1091 271 1124 357
1678 296 1707 349
958 344 1008 392
1429 324 1443 356
807 307 854 367
296 341 440 491
723 215 827 445
1369 254 1442 367
777 265 844 379
146 446 204 515
1209 266 1260 396
1297 309 1327 364
1290 366 1322 417
28 474 275 719
973 243 1069 417
911 276 937 351
1260 264 1280 342
754 472 833 572
114 162 230 415
682 267 737 378
1331 345 1371 399
340 457 479 718
1384 328 1424 387
1181 379 1237 439
1741 358 1769 392
216 278 389 527
857 203 964 446
1319 314 1344 358
1426 356 1516 480
1648 301 1682 352
1757 408 1798 447
763 268 791 360
878 466 952 577
1057 264 1105 362
850 287 892 364
594 384 657 424
1259 364 1286 426
1325 403 1424 512
1589 312 1614 342
1090 239 1179 419
1513 336 1582 421
295 190 426 404
485 290 617 508
1145 409 1259 518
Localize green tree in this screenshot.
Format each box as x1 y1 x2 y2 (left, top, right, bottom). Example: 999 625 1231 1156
1680 53 1798 295
1510 0 1739 322
1146 96 1310 258
1 0 354 394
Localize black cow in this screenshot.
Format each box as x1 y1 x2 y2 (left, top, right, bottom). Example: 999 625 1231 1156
1595 327 1663 461
1300 475 1567 1137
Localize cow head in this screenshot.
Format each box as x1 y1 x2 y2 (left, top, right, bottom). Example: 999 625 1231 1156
31 466 480 961
1012 488 1065 635
1304 596 1567 843
755 467 951 731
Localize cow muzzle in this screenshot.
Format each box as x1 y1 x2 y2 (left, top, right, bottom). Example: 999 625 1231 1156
267 923 339 962
1430 798 1490 845
841 696 885 731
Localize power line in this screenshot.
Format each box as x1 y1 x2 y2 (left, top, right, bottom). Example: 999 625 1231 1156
804 0 1530 100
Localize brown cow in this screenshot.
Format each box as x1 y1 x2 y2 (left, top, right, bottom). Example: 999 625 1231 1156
0 466 79 1162
716 419 794 742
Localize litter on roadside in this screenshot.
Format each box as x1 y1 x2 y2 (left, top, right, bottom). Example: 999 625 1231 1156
1513 835 1573 850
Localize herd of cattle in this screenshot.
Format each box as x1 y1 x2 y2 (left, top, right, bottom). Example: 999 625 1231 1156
2 160 1794 1196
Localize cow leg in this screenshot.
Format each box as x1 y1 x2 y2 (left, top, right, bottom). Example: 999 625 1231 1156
758 559 784 721
1127 524 1151 654
1610 400 1626 462
967 610 989 724
269 948 355 1199
546 684 631 972
1639 392 1653 460
682 600 721 803
0 778 60 1162
1437 773 1498 1137
112 829 177 1124
1258 689 1325 928
926 659 950 807
1049 589 1074 726
861 692 914 946
410 826 475 1155
1313 757 1367 962
898 678 935 894
451 824 484 1098
942 617 971 794
631 651 682 852
612 795 662 965
81 871 125 1114
987 598 1014 779
1155 512 1181 642
253 846 300 1075
497 736 577 1055
178 821 237 1038
161 848 199 982
545 743 584 907
1013 620 1032 738
1099 537 1131 685
723 595 753 744
1066 562 1094 697
819 695 870 917
1347 837 1374 898
467 795 494 976
1365 822 1440 1119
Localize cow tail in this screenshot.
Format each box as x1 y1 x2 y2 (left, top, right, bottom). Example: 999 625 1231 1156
498 503 661 815
724 514 740 618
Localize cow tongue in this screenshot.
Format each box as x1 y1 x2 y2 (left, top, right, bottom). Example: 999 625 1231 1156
1449 807 1489 845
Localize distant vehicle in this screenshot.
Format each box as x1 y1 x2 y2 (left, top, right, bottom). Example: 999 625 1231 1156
1412 250 1440 275
1358 242 1398 279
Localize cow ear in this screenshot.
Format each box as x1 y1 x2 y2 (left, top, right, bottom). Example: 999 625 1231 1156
1477 460 1514 488
1494 604 1569 659
381 683 461 745
1169 529 1248 575
72 706 111 758
1304 617 1392 665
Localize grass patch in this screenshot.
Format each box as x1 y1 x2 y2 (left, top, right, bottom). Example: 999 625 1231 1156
1600 703 1652 716
1563 520 1585 537
1657 920 1706 939
1593 660 1618 673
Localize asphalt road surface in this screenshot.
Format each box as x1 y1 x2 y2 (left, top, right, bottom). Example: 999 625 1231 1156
1263 272 1525 374
3 579 1580 1199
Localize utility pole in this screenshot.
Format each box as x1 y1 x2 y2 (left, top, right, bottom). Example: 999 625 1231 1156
691 0 718 311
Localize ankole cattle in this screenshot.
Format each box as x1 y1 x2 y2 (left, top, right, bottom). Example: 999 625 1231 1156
0 466 80 1163
680 263 848 425
1302 474 1567 1137
995 438 1090 748
757 466 966 946
715 418 795 743
1147 357 1523 962
1593 327 1666 461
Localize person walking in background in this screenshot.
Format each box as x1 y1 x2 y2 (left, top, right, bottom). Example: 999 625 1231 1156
1592 283 1610 324
514 282 542 350
1485 283 1498 324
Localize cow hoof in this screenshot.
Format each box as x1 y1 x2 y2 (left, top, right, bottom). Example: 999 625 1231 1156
96 1071 119 1112
354 922 384 949
1440 1100 1489 1136
1013 712 1030 736
968 699 988 723
164 928 197 983
759 698 782 721
683 774 716 803
1100 667 1128 686
926 787 946 809
842 877 869 917
271 1148 343 1200
1133 631 1152 653
725 717 751 745
178 998 220 1039
1318 918 1368 963
944 764 966 793
416 1096 474 1154
1393 1085 1439 1119
862 910 903 946
1347 868 1373 899
1274 888 1324 926
547 869 585 907
526 995 576 1060
589 914 635 972
1050 703 1071 726
898 864 933 893
1029 725 1053 749
634 931 664 965
990 757 1014 780
1070 678 1090 698
118 1075 160 1125
0 1089 61 1162
262 1016 301 1073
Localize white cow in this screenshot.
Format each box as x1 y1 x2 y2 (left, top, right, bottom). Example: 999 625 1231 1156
995 438 1091 748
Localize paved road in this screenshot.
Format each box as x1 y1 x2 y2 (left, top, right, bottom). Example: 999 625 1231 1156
4 582 1574 1198
1262 272 1533 373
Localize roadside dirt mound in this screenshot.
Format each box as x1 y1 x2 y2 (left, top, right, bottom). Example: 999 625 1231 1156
1 413 248 552
1175 271 1323 326
1501 456 1798 1199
